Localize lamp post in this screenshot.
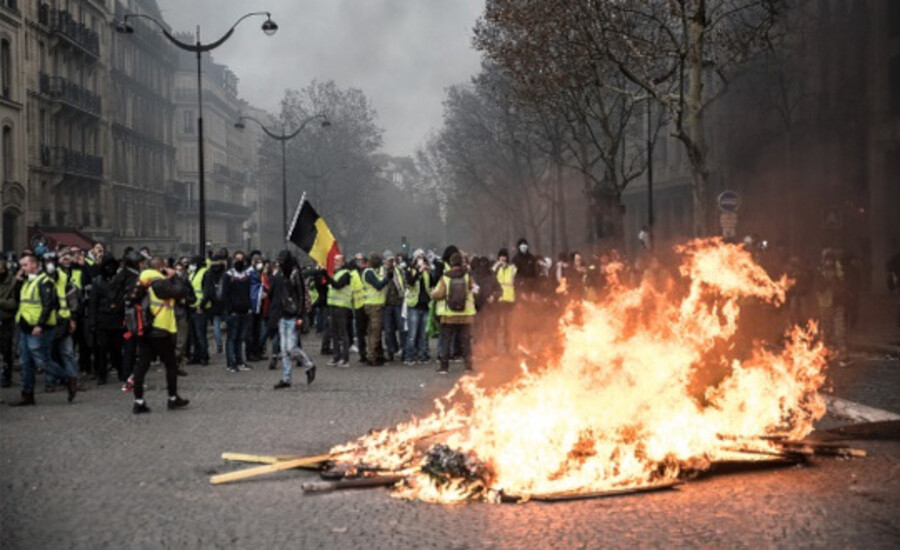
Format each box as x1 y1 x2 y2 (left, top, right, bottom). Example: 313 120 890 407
235 114 330 241
117 12 278 258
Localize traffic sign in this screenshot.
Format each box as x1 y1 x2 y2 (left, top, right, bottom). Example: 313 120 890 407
717 190 740 212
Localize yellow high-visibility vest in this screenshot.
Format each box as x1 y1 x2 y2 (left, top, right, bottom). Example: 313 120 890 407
494 264 517 303
190 267 207 308
16 273 56 327
54 271 71 321
139 269 177 334
326 269 352 309
406 270 430 308
435 274 476 317
361 267 387 306
350 270 365 309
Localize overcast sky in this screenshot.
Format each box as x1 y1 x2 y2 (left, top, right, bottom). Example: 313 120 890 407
154 0 484 157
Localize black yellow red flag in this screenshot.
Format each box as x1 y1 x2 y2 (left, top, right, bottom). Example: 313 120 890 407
287 193 341 274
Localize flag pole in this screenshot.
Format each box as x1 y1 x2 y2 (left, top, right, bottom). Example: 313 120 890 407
286 191 307 244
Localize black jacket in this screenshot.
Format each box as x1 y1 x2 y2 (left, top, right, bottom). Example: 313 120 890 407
221 268 252 315
88 272 126 331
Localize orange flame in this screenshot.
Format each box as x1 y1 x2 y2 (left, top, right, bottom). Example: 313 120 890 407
331 239 828 503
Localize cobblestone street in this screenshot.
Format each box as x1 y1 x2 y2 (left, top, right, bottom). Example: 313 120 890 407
2 337 899 549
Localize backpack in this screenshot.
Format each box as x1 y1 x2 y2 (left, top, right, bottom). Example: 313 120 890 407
125 280 154 337
447 274 468 312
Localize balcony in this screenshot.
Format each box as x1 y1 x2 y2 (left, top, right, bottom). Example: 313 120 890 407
40 145 103 179
40 5 100 58
213 163 247 183
0 0 19 16
39 72 102 116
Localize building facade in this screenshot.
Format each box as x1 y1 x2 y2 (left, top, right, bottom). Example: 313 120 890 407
0 0 26 251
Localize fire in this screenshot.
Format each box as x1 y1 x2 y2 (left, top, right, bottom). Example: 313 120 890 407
330 239 828 503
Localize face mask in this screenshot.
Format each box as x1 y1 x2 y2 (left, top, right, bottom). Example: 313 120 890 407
28 273 38 281
255 262 263 272
234 260 245 271
519 244 528 254
45 263 57 274
188 265 197 274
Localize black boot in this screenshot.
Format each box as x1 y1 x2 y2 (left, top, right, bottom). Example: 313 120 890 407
11 391 35 406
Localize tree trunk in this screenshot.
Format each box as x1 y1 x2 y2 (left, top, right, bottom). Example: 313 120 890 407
686 0 710 237
556 156 570 254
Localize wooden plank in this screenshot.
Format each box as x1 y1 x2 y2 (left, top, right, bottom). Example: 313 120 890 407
210 454 333 485
221 453 305 465
505 481 681 503
301 475 406 493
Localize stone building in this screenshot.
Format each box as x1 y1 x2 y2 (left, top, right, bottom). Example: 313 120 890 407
172 39 254 254
108 0 178 253
0 0 26 250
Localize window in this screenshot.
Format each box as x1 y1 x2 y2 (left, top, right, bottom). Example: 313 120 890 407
183 110 194 134
0 39 11 100
1 125 11 181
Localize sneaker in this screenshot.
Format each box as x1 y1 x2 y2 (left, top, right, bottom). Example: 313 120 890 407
436 366 449 374
450 357 463 363
403 360 415 366
349 345 359 353
67 378 78 403
306 365 317 384
122 378 134 392
132 401 151 414
167 396 190 410
337 360 350 368
418 359 430 365
327 359 340 366
237 364 252 371
227 366 240 373
177 368 188 376
268 358 278 370
273 380 291 390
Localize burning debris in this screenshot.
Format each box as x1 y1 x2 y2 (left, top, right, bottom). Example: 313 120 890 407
211 239 865 503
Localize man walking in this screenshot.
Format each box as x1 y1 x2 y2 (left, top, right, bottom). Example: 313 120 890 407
11 254 77 406
270 250 316 388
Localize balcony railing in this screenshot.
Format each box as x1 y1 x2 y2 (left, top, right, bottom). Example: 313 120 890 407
0 0 19 16
213 163 247 183
39 72 102 116
39 5 100 58
40 145 103 178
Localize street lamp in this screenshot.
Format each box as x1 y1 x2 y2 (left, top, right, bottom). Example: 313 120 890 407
235 114 330 241
117 11 278 258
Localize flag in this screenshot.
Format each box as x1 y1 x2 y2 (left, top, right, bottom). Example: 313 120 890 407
287 194 341 274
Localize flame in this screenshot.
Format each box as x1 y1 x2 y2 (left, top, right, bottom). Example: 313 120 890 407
331 239 828 502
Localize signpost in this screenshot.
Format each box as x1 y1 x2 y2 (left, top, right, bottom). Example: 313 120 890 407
717 190 740 238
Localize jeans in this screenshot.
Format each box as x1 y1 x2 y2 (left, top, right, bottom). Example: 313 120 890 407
19 328 71 393
405 307 429 361
50 326 79 386
383 305 406 359
354 308 368 360
278 317 298 382
225 312 249 368
211 314 223 352
189 310 209 362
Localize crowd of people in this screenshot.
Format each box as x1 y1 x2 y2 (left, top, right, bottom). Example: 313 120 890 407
0 234 896 413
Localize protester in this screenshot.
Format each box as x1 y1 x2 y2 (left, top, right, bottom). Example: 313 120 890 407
382 250 406 363
88 256 124 385
130 257 190 414
221 251 253 373
431 252 476 374
11 253 77 406
269 250 316 388
325 254 353 367
0 253 16 388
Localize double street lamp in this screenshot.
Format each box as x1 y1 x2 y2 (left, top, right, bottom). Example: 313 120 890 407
117 12 279 258
235 114 331 241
